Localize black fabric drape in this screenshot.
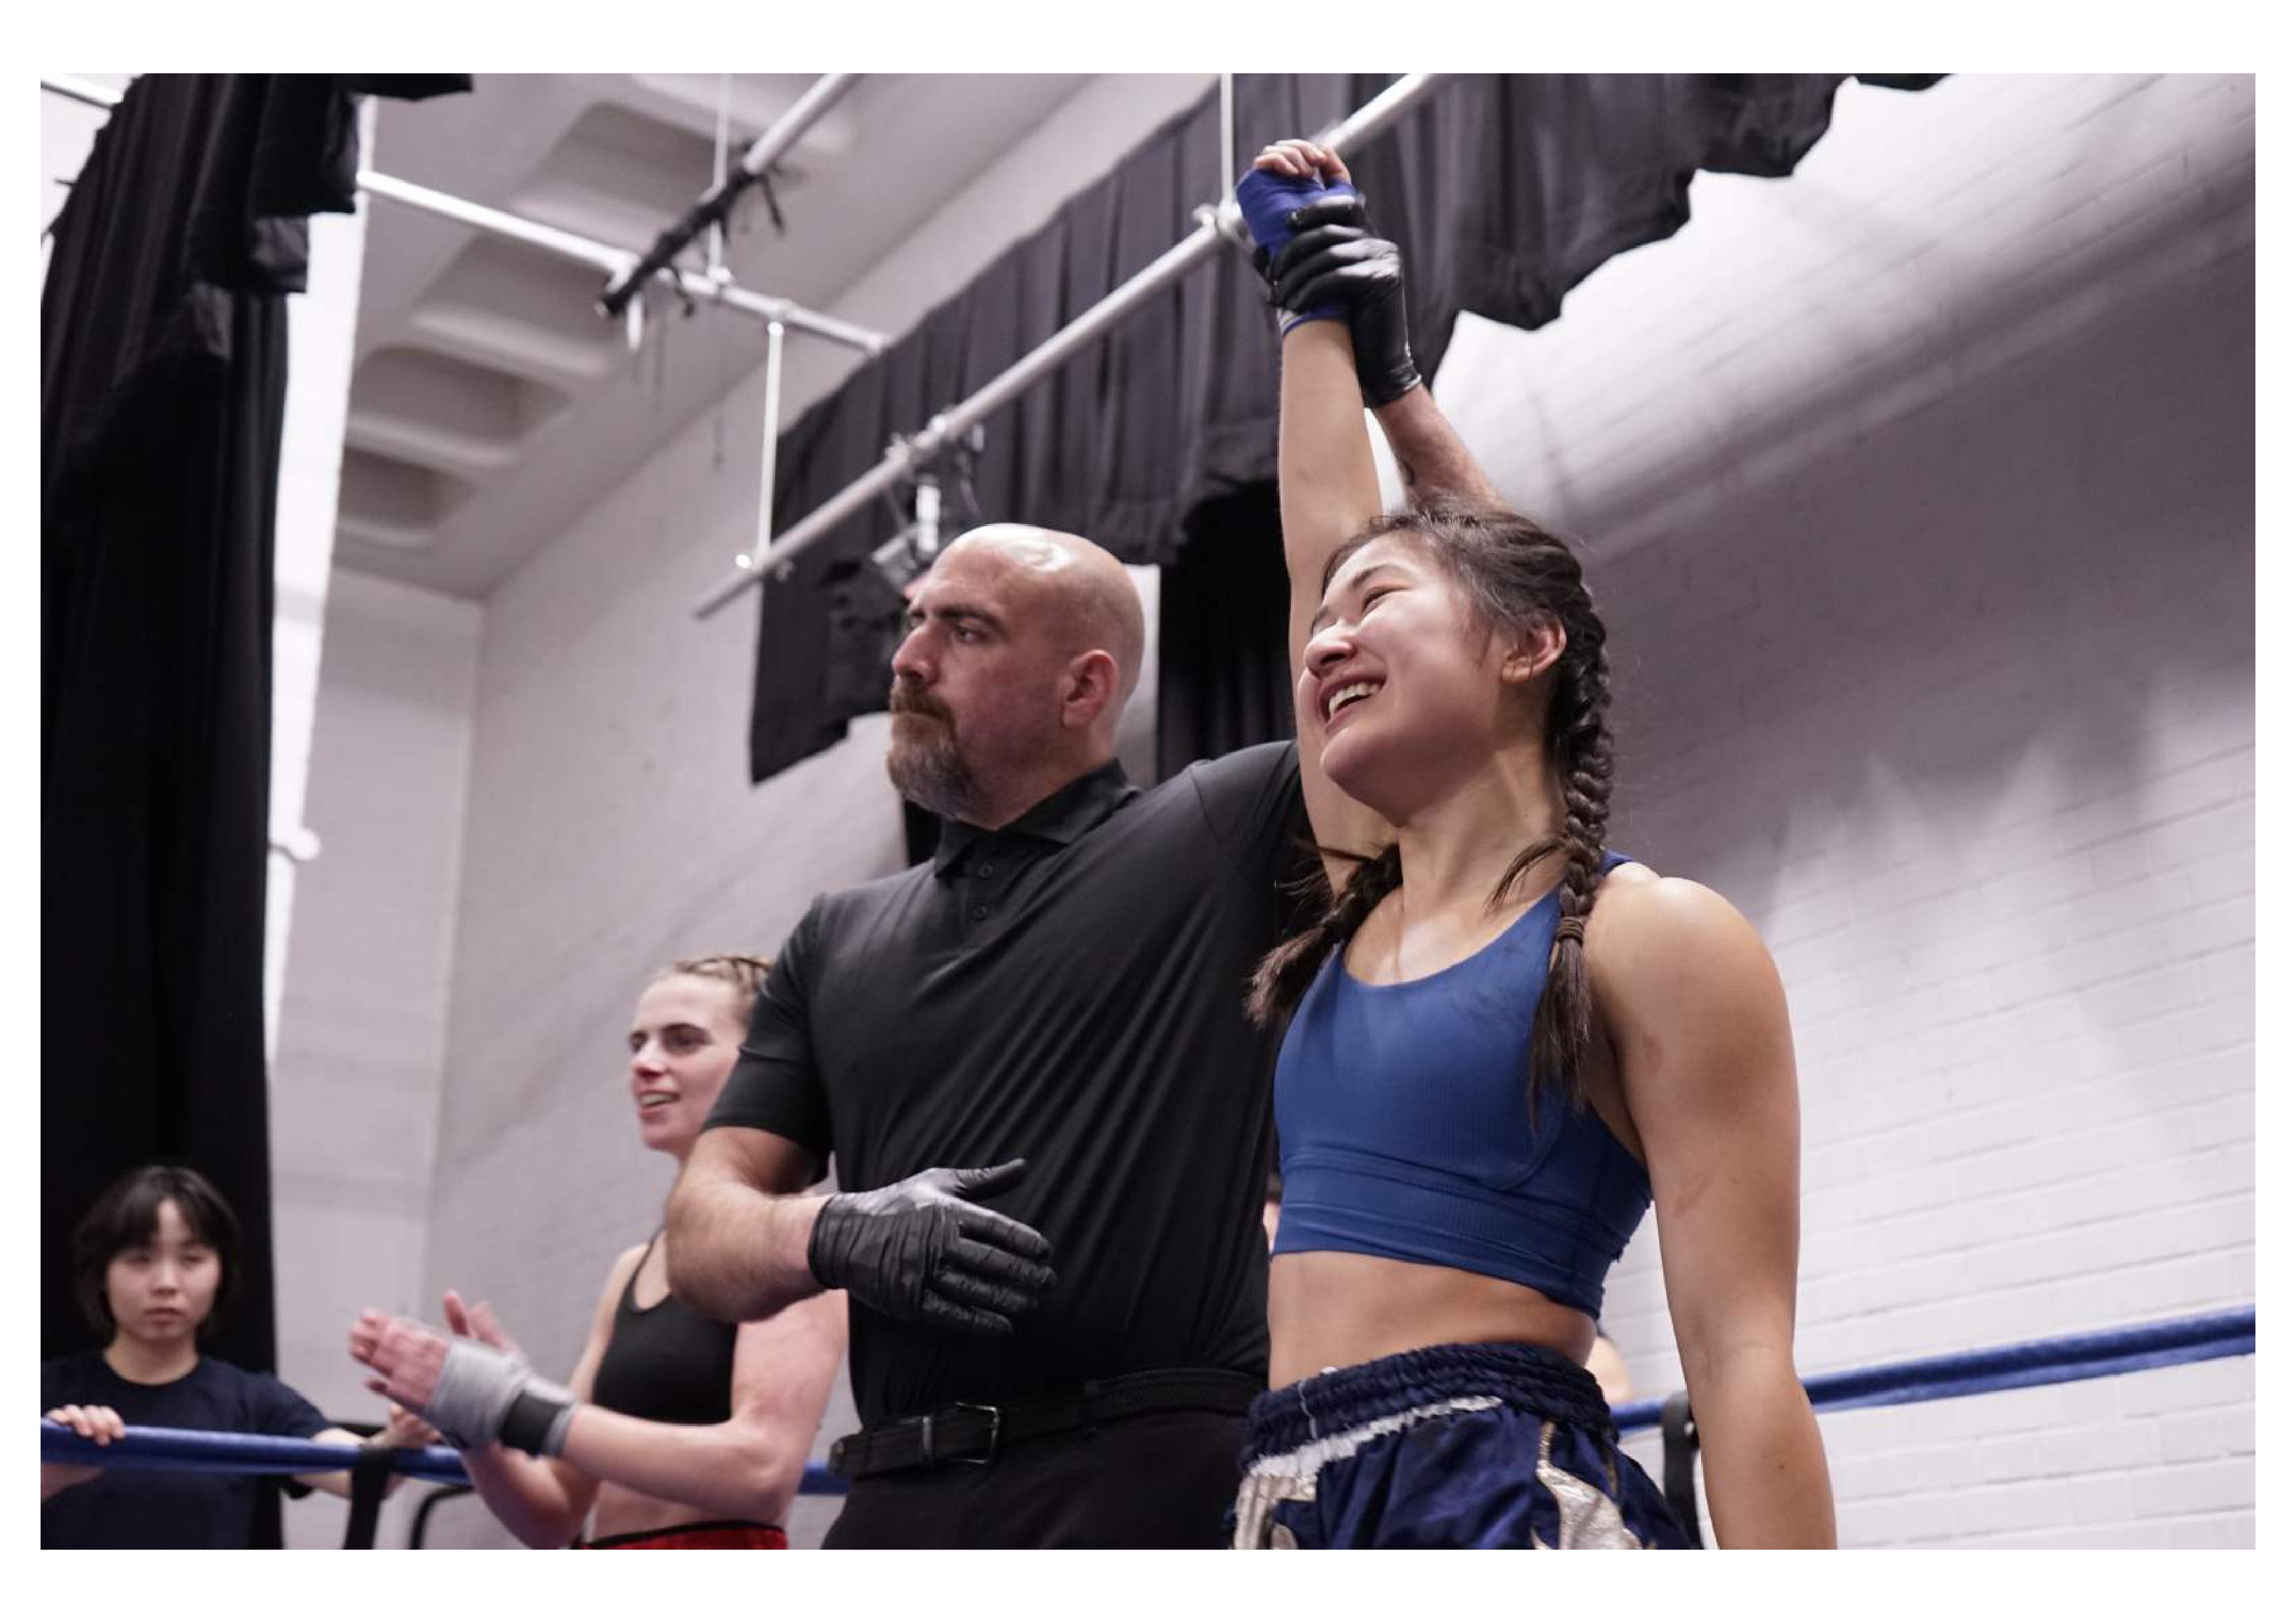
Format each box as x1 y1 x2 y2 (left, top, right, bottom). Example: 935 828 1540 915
751 73 1936 783
1156 484 1296 778
41 80 467 1540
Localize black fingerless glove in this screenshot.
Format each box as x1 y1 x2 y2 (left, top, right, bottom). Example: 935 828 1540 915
1268 194 1422 407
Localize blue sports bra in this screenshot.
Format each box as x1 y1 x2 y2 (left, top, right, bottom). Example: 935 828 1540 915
1271 851 1649 1317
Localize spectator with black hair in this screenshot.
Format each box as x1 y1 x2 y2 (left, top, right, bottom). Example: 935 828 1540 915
43 1164 434 1548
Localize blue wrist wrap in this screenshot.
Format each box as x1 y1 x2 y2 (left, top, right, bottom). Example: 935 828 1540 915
1235 168 1358 332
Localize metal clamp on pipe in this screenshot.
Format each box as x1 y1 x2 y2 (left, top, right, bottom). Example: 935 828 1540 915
598 74 862 319
867 422 987 595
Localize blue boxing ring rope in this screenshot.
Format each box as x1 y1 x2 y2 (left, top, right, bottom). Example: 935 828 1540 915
44 1306 2252 1544
1608 1305 2253 1435
39 1423 848 1497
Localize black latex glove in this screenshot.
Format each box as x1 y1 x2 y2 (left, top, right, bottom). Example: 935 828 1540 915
806 1160 1055 1335
1268 194 1422 408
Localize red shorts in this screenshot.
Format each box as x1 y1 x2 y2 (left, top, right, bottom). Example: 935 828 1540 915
582 1520 787 1550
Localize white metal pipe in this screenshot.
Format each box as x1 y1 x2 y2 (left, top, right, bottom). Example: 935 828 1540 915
355 168 883 354
357 168 635 276
697 275 884 353
694 72 1445 620
708 73 732 276
735 73 860 186
938 218 1223 447
1221 73 1235 204
745 319 787 573
698 433 927 615
914 476 942 560
43 75 120 110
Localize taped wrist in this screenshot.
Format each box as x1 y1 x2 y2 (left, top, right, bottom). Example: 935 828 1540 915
426 1338 575 1457
499 1383 577 1457
1235 168 1358 332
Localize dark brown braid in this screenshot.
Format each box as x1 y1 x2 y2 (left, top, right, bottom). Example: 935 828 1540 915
1523 601 1614 1116
1247 844 1402 1027
1248 499 1617 1121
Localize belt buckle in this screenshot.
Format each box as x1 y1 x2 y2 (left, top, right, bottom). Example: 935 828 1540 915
925 1402 1000 1468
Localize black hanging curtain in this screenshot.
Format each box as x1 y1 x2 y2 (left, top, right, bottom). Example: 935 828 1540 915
751 73 1939 784
1157 484 1295 777
41 76 467 1442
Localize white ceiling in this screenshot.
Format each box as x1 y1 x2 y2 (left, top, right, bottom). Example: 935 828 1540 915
342 73 1100 597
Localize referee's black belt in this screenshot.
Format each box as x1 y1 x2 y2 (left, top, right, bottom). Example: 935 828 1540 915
827 1366 1262 1481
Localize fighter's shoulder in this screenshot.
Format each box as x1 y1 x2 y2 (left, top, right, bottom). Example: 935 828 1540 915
1587 866 1777 997
1591 864 1750 938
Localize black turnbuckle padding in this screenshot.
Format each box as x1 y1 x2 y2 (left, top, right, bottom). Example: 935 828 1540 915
342 1442 394 1549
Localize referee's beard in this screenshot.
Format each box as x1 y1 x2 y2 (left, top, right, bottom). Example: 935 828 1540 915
887 686 985 823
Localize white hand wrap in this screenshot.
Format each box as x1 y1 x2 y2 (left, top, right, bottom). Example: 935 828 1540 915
425 1339 576 1457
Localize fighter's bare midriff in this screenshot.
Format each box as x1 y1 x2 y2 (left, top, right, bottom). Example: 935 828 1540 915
591 1482 763 1544
1268 1251 1597 1390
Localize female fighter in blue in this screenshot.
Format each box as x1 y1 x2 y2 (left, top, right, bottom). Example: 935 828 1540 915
1226 139 1836 1548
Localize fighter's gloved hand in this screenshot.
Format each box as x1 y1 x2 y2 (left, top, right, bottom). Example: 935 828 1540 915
422 1338 577 1457
1270 195 1422 406
806 1160 1055 1336
1235 164 1360 333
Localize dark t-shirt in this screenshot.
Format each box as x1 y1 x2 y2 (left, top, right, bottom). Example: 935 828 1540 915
706 743 1308 1425
41 1352 330 1548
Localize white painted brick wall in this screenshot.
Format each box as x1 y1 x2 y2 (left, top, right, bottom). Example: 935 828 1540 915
1471 76 2255 1546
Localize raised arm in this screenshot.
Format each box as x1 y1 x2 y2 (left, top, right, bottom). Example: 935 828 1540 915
1593 876 1836 1548
1371 387 1502 510
1243 139 1394 883
1256 149 1502 514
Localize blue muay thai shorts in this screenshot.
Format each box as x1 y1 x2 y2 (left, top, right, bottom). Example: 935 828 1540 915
1231 1341 1693 1549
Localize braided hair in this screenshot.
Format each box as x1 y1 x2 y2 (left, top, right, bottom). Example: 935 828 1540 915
656 952 774 1025
1246 499 1617 1117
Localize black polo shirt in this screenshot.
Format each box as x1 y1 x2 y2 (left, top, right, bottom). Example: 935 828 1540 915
706 741 1307 1426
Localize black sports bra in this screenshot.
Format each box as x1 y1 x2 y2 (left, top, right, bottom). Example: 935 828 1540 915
588 1233 737 1426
